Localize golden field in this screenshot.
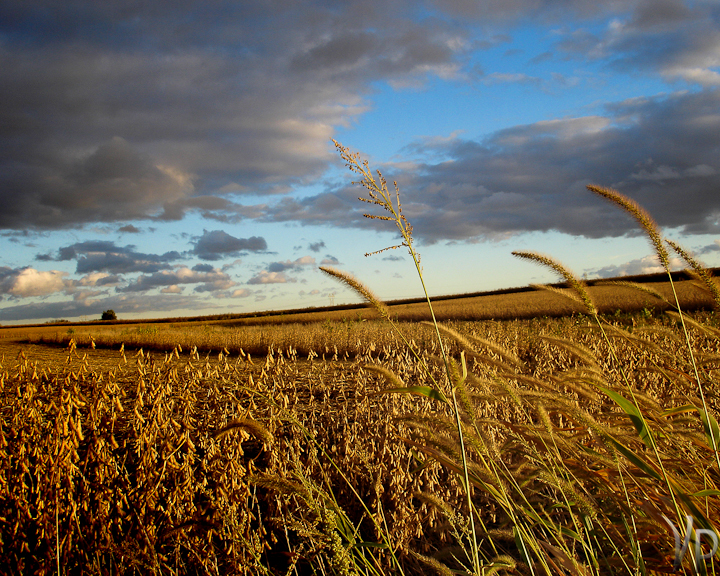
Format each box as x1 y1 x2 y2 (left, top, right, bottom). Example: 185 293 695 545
1 283 720 574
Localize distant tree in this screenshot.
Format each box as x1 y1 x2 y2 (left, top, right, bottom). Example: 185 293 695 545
101 309 117 321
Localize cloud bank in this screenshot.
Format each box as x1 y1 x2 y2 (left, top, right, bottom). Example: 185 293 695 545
264 89 720 243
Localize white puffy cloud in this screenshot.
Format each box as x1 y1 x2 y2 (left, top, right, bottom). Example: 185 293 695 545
0 268 69 298
247 271 294 284
594 254 684 278
77 272 112 287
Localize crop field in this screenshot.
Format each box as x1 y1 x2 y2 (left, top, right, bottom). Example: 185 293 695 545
3 145 720 575
2 295 720 574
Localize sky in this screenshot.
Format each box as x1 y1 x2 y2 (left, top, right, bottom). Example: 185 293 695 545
1 0 719 324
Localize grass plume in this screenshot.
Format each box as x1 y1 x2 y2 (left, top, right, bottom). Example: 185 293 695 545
587 184 670 270
513 251 597 315
320 265 390 319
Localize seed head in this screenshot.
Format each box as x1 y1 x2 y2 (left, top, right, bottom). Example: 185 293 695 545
319 266 389 319
587 185 670 270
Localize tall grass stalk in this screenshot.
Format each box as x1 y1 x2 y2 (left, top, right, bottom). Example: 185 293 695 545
330 139 482 574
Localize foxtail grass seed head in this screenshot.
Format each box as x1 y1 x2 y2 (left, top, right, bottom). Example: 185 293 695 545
596 280 668 304
587 184 670 270
513 251 597 315
319 266 389 319
213 417 274 444
666 238 720 310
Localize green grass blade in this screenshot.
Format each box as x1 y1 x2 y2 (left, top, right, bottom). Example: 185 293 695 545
698 407 720 452
604 434 662 481
596 384 653 449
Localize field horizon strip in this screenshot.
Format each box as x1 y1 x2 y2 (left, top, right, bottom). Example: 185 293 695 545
1 269 715 333
1 277 714 360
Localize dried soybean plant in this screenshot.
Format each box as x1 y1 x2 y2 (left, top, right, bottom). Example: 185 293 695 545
0 344 276 574
2 334 471 574
325 141 720 575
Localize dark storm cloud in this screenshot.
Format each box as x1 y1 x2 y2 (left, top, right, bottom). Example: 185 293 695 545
289 25 461 83
156 196 263 223
95 275 122 286
38 240 182 274
263 89 720 242
0 1 480 230
0 135 190 228
262 191 369 229
1 0 717 236
192 230 267 261
699 241 720 255
424 0 628 20
192 263 215 273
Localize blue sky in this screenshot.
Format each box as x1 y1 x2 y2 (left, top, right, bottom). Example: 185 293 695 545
1 0 719 324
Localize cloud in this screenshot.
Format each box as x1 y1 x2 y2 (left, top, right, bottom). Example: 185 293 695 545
118 224 141 233
290 25 467 86
0 1 487 230
308 241 326 252
77 272 114 287
221 259 243 271
630 164 681 181
231 288 252 298
247 271 294 284
698 240 720 254
262 88 720 242
192 230 267 260
120 266 235 293
320 255 340 265
1 0 715 240
156 196 262 222
0 267 69 297
38 240 182 274
555 1 720 87
593 254 683 278
267 256 316 273
0 135 192 229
